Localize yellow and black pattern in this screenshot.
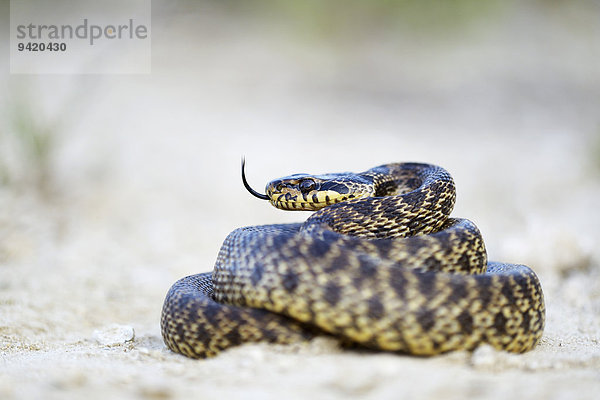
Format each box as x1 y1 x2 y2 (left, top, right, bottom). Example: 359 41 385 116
161 163 545 358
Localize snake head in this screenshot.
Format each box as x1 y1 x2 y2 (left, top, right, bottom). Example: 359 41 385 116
242 159 375 211
266 172 375 211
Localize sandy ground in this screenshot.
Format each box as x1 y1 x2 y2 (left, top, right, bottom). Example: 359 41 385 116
1 2 600 399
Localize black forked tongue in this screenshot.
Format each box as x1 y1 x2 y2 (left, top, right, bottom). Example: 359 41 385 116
241 158 269 200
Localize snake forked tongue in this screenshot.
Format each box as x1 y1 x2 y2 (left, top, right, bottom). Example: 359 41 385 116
241 158 269 200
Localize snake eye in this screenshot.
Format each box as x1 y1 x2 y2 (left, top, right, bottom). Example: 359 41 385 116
275 183 284 192
299 179 316 193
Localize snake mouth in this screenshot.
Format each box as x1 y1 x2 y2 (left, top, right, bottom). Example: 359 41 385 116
270 199 327 211
268 191 364 211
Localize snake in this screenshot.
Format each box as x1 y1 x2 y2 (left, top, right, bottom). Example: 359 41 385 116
160 161 545 358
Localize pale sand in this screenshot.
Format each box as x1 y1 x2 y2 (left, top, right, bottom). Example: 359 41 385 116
1 3 600 399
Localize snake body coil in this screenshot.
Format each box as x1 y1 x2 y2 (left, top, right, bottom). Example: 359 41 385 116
161 163 545 358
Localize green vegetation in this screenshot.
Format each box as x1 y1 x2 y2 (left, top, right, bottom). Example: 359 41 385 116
1 90 62 198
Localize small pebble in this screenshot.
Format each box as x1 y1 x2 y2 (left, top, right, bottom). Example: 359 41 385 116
93 324 135 346
470 344 500 369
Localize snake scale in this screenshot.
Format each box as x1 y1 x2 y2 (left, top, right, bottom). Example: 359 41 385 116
161 162 545 358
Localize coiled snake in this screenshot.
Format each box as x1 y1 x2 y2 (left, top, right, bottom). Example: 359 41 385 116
161 162 545 358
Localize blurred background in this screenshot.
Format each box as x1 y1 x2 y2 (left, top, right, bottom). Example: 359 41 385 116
0 1 599 397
